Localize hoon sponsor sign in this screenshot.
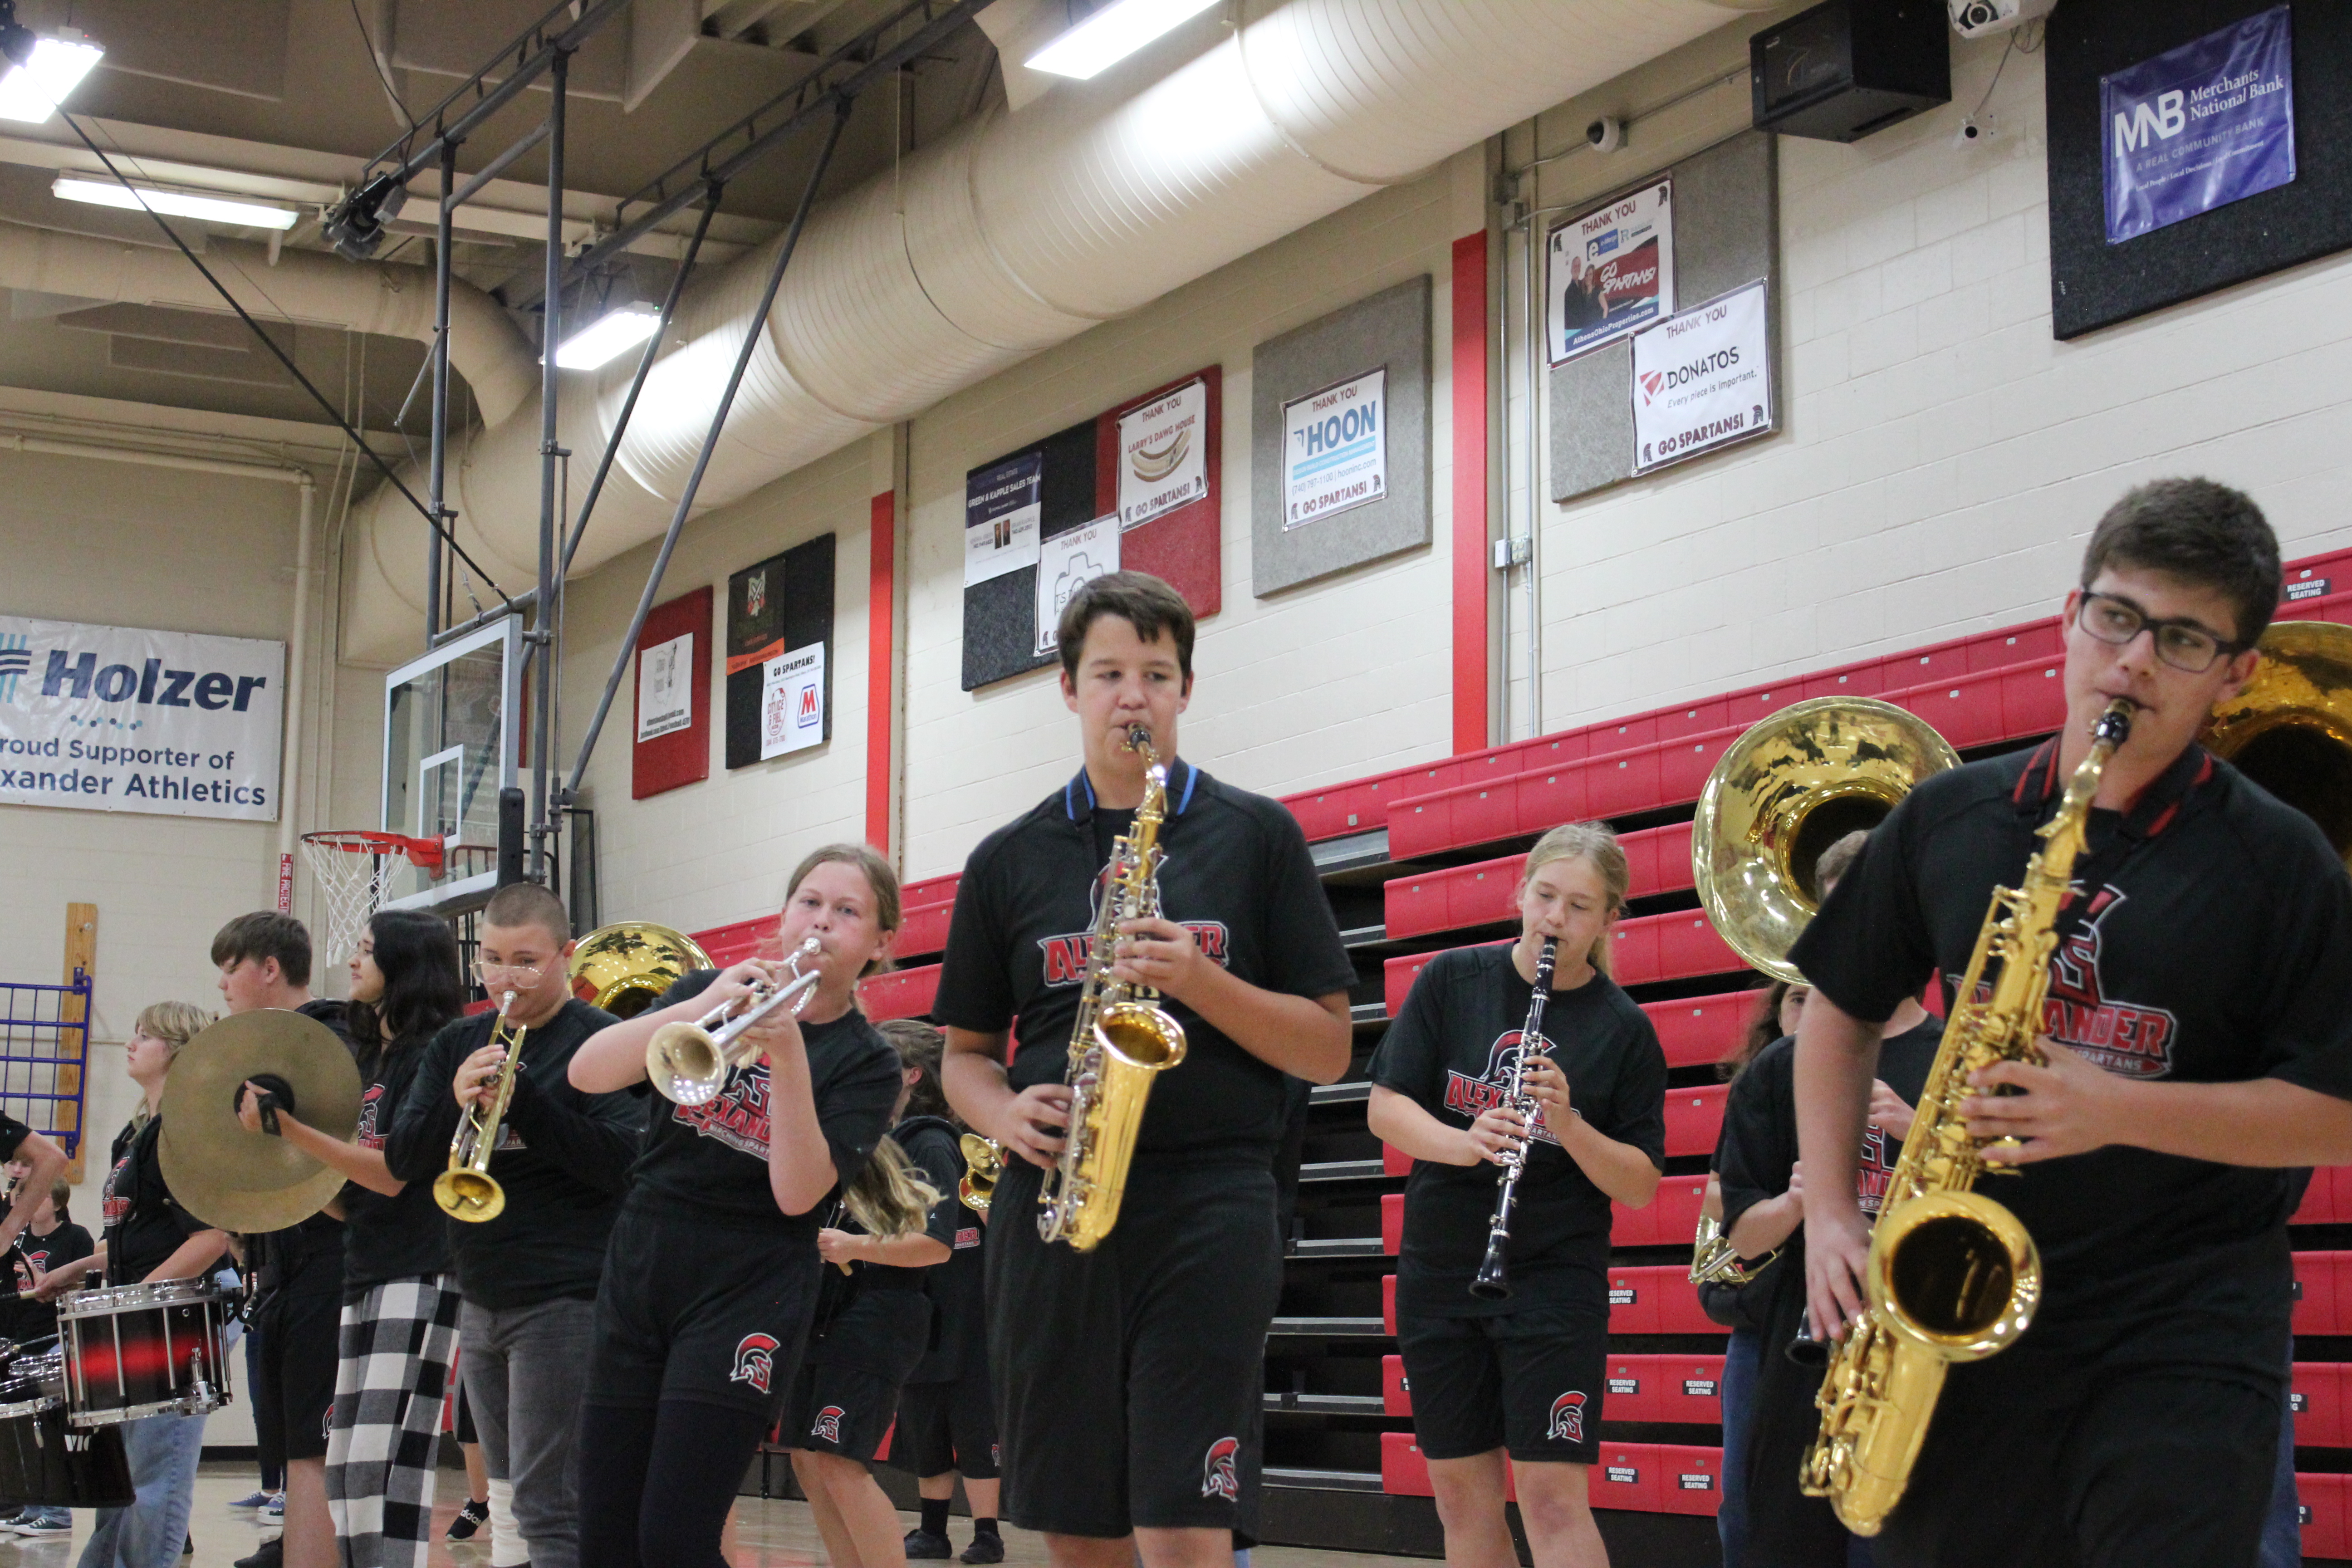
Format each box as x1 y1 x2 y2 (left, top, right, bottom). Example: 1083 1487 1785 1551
0 616 283 819
1630 279 1773 475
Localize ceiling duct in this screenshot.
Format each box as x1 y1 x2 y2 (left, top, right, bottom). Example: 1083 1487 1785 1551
343 0 1752 661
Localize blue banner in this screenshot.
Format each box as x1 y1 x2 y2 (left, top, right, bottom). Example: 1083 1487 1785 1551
2102 6 2295 245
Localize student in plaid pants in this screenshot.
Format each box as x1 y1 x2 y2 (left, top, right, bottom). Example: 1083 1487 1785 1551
240 911 467 1568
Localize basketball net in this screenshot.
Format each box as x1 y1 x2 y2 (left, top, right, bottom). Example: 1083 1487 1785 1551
300 832 445 962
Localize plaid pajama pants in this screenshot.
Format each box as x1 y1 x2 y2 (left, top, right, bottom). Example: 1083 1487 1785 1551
326 1274 460 1568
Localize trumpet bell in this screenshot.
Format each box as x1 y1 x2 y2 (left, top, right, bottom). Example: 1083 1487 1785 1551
570 923 714 1019
2205 620 2352 867
432 1168 505 1224
1694 698 1960 982
647 1022 727 1107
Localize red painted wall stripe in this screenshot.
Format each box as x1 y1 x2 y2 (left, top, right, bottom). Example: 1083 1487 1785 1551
1451 230 1490 756
866 490 896 858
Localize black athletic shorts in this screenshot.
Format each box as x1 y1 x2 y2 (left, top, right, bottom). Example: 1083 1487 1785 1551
1872 1355 2280 1568
584 1200 823 1416
789 1284 927 1459
253 1287 341 1463
896 1376 1000 1480
986 1155 1283 1539
1396 1300 1607 1465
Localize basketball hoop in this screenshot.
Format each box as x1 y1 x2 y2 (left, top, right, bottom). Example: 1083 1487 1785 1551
300 831 446 963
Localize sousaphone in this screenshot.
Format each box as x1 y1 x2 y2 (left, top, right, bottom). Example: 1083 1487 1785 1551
1693 697 1962 981
2204 620 2352 869
569 922 713 1018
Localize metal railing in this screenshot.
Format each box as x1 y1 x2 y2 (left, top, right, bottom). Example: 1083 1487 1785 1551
0 969 91 1157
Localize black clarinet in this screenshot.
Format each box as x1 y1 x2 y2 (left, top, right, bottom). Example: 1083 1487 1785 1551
1470 935 1558 1300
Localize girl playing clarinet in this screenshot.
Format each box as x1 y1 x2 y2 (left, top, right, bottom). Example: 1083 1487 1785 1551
1367 823 1667 1568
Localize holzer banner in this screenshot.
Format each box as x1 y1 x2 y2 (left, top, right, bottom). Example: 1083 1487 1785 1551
0 615 284 820
2102 5 2295 245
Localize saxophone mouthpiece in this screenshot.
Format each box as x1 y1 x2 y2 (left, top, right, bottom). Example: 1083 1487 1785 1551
1123 723 1152 752
2093 697 2136 746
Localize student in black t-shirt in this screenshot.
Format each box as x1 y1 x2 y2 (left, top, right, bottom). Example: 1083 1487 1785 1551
1367 822 1667 1568
1712 831 1937 1567
1792 480 2352 1568
231 909 466 1568
41 1001 224 1568
566 843 908 1568
788 1016 960 1568
936 572 1357 1565
382 883 637 1568
893 1022 1001 1568
209 911 354 1568
0 1168 91 1537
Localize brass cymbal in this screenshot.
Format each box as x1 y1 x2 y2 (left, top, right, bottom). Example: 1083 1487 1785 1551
157 1010 361 1231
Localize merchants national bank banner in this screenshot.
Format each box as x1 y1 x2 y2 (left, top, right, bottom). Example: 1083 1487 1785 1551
0 616 284 821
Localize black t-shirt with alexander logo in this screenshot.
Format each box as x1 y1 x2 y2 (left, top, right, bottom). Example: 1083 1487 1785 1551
382 998 636 1309
625 968 903 1229
906 1125 987 1386
338 1034 452 1298
0 1219 93 1341
1368 942 1667 1318
933 761 1357 1166
1789 740 2352 1380
102 1116 213 1286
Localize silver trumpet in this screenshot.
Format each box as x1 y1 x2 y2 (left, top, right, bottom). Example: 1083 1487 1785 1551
646 937 823 1105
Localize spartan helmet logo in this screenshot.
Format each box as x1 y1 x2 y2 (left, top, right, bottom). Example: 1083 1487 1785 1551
812 1405 846 1445
729 1333 781 1395
1548 1391 1588 1444
1200 1436 1241 1500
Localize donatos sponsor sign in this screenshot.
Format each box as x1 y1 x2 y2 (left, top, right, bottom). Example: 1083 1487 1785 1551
1629 279 1774 475
0 615 283 820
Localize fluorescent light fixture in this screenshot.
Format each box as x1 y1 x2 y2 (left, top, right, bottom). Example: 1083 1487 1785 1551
1025 0 1220 80
53 175 299 230
0 29 102 124
554 304 662 370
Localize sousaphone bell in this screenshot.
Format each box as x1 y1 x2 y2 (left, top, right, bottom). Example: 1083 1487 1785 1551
2204 619 2352 869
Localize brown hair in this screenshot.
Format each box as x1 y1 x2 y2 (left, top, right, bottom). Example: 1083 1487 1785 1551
2080 477 2280 648
1813 829 1872 901
1721 980 1795 1083
210 913 312 988
1055 570 1196 685
1523 822 1630 978
481 882 571 944
786 843 902 975
877 1018 951 1124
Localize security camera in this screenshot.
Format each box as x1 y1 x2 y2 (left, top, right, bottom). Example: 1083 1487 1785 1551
1953 114 1997 147
1586 116 1624 154
1949 0 2055 38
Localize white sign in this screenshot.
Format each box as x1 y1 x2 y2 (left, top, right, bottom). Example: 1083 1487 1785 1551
759 642 826 760
964 451 1042 587
1036 516 1121 656
1116 378 1208 530
0 615 284 820
1548 180 1675 364
1282 368 1387 529
1630 279 1773 474
635 632 694 742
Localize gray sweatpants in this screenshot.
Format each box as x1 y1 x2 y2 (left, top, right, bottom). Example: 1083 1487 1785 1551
459 1296 598 1568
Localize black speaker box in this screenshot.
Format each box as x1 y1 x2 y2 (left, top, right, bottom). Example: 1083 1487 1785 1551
1750 0 1952 143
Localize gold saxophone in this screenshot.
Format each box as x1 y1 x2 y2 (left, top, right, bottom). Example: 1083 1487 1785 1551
1036 724 1189 1250
1802 697 2134 1534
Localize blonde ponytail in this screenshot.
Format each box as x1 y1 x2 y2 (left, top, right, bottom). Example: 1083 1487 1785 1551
840 1135 942 1238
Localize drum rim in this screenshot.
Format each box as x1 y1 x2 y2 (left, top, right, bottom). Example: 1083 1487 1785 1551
57 1280 232 1318
67 1389 227 1427
0 1393 64 1420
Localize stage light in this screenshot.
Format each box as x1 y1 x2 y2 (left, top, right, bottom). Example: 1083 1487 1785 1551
54 175 299 230
1025 0 1220 80
323 172 407 261
554 304 661 370
0 7 102 125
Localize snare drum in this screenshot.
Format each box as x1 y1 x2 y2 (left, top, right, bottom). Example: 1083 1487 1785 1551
0 1344 132 1507
58 1280 234 1426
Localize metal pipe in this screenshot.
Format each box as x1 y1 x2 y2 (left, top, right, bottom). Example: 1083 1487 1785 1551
563 99 852 806
428 140 456 642
277 477 318 888
1521 158 1542 741
531 52 567 883
559 188 723 581
429 588 536 650
450 122 550 211
374 0 627 189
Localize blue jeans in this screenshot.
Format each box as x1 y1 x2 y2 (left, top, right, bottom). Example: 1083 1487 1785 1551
1718 1327 1763 1568
2258 1380 2299 1568
75 1410 208 1568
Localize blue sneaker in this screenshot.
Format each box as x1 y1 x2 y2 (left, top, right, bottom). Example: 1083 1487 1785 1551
10 1512 70 1538
260 1494 285 1520
228 1492 274 1510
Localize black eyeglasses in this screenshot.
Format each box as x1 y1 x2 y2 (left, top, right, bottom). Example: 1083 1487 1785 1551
2074 591 2246 674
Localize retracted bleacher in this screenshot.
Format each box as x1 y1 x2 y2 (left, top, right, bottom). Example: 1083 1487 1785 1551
798 545 2352 1564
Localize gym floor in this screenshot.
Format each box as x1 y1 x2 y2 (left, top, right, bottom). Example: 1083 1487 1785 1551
18 1465 1431 1568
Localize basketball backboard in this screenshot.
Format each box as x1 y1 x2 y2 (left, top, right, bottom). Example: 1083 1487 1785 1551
380 616 519 916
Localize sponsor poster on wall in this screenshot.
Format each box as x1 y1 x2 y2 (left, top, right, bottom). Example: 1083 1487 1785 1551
635 634 693 741
963 450 1042 586
0 616 284 819
1035 516 1120 656
1115 377 1208 529
724 534 833 770
1281 367 1387 529
1547 180 1675 364
759 642 826 760
632 586 710 800
1630 279 1772 474
2102 6 2295 245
